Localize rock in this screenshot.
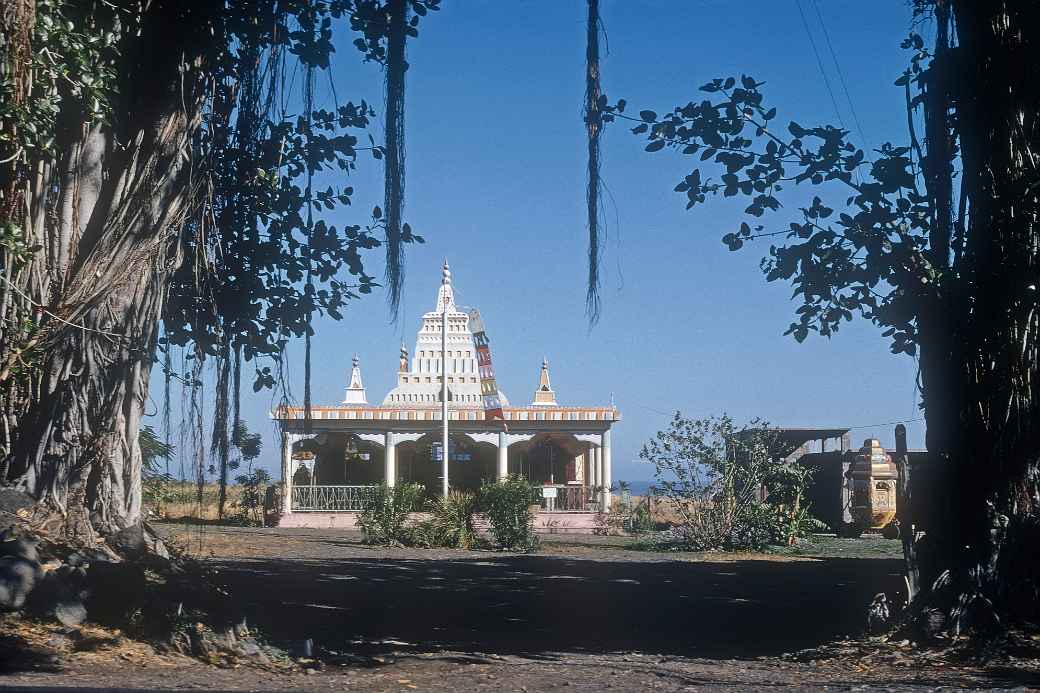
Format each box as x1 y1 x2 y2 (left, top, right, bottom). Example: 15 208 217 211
238 641 261 657
0 489 33 517
0 537 39 563
25 569 87 626
107 523 145 558
0 556 41 610
54 599 88 627
84 560 146 625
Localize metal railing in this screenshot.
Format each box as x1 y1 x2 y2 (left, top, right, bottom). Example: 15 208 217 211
539 485 595 512
291 485 374 511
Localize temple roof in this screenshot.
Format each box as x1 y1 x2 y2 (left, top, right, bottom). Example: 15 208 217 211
382 261 509 406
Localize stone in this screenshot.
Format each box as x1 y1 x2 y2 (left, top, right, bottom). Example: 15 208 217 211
0 537 39 563
107 523 145 558
25 568 87 627
54 600 87 627
239 641 261 657
0 556 41 610
84 560 146 625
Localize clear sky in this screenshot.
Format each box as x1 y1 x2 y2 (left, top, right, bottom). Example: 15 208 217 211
154 1 927 483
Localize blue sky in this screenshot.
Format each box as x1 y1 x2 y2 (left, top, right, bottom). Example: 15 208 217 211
154 1 927 483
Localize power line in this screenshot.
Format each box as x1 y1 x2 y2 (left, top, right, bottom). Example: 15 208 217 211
811 0 870 151
795 0 845 132
629 399 924 433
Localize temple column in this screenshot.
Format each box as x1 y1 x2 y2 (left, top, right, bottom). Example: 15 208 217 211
281 431 294 515
497 431 509 480
385 431 397 487
601 429 612 510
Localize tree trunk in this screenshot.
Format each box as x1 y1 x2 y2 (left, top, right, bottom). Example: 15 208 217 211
1 1 212 547
906 0 1040 632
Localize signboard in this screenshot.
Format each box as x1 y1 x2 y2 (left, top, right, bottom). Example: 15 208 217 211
541 486 558 499
467 308 504 422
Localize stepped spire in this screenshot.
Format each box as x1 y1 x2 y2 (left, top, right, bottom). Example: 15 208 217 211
532 357 557 406
435 259 456 313
343 354 368 404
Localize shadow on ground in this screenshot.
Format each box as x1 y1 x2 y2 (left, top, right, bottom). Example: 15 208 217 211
213 550 904 660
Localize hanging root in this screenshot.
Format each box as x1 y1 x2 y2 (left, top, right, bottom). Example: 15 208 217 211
584 0 602 327
383 0 408 320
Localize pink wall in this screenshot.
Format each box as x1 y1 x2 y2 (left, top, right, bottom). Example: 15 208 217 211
278 511 605 534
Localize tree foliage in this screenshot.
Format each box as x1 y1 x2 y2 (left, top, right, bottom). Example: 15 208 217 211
609 1 1040 632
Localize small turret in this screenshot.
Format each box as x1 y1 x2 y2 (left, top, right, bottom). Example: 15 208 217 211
532 357 557 406
342 354 368 404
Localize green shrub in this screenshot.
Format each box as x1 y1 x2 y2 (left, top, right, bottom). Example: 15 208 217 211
431 490 481 549
232 468 271 526
480 476 540 551
412 490 481 549
357 483 425 546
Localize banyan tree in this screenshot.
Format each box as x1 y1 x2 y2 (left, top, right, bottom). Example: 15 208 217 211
0 0 436 544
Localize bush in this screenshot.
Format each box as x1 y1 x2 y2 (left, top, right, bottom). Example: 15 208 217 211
357 483 425 546
233 468 271 526
412 490 481 549
480 476 540 551
642 413 815 551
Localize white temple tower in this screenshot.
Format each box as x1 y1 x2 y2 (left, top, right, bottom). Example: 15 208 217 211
382 262 509 406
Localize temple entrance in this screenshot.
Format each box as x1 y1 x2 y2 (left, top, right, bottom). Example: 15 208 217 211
310 434 385 486
398 432 496 497
509 433 586 485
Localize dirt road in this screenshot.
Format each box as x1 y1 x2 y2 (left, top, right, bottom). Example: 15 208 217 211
1 526 1036 691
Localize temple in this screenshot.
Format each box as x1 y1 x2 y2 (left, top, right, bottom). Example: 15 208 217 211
274 262 620 533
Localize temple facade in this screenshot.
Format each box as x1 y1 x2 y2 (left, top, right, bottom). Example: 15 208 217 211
274 262 620 533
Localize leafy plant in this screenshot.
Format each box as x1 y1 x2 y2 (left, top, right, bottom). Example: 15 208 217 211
641 413 813 551
357 483 424 546
233 468 272 526
480 476 540 552
140 426 176 517
418 490 481 550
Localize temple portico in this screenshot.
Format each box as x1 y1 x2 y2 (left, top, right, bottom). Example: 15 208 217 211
274 263 620 533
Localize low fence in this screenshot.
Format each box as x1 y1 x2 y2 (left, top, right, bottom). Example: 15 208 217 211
539 485 595 512
291 485 374 511
290 483 601 513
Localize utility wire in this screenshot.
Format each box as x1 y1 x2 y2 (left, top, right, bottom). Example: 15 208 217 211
629 399 924 433
811 0 870 151
794 0 845 132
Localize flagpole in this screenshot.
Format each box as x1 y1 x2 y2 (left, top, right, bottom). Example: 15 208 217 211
441 262 450 498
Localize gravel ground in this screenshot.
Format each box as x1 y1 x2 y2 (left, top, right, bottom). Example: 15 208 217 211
0 525 1036 691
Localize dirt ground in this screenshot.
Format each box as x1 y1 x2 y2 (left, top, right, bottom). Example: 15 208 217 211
1 525 1038 691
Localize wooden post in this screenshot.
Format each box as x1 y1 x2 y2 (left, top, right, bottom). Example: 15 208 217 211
895 423 920 602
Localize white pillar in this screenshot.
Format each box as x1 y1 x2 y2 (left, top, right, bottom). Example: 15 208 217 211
281 431 293 514
601 429 612 510
590 445 600 489
385 431 397 487
498 431 509 480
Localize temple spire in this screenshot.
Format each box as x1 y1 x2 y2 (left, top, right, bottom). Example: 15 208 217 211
343 354 368 404
532 357 557 406
435 259 457 313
